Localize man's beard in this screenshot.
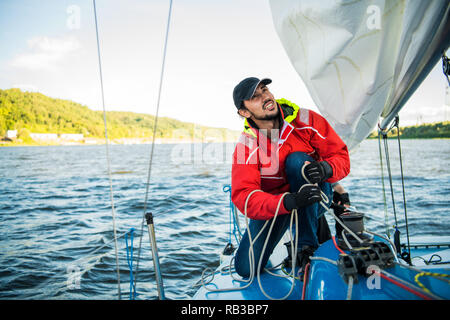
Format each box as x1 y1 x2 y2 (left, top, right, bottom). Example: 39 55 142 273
252 105 280 121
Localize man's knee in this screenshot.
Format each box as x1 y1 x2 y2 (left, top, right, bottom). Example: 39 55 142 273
285 152 314 174
285 152 315 192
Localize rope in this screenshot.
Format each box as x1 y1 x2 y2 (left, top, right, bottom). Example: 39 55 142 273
300 163 365 244
133 0 173 295
200 190 300 300
310 256 338 265
200 162 361 300
125 228 136 300
92 0 121 300
223 185 242 245
225 186 232 244
414 272 450 296
256 193 298 300
346 276 354 300
376 270 435 300
21 229 140 299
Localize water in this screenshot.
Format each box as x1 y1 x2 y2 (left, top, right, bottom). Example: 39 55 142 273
0 139 449 300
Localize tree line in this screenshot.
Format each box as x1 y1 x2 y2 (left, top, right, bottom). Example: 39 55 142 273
1 88 447 142
367 121 449 139
0 88 237 142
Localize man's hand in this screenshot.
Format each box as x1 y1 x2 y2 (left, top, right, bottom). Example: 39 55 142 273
333 191 350 207
303 161 333 184
283 185 322 211
331 191 351 215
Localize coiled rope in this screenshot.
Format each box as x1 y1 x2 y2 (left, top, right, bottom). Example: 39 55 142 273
200 162 364 300
414 272 450 295
201 190 299 300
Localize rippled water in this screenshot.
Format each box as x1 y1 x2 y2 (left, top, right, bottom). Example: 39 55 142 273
0 139 449 299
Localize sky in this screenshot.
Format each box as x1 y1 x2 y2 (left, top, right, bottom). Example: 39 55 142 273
0 0 449 131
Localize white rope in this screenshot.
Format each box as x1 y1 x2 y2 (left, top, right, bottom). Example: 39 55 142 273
300 164 365 244
92 0 121 300
201 190 299 300
341 230 354 250
200 161 368 299
256 194 298 300
346 276 354 300
309 256 337 265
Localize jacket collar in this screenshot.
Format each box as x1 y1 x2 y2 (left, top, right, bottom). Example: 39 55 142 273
242 98 300 139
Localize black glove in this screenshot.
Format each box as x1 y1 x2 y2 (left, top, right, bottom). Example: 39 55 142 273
331 191 350 216
303 161 333 184
283 185 322 211
333 191 350 206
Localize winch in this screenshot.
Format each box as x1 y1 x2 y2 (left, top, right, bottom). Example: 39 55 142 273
335 211 373 250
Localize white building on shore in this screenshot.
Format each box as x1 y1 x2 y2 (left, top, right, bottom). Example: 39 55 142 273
6 130 17 139
29 133 84 142
29 133 58 141
59 133 84 141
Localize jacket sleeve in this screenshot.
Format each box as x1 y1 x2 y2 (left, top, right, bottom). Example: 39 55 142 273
307 110 350 183
231 138 290 220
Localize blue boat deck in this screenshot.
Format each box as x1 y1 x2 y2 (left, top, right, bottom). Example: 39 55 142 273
193 239 303 300
193 235 450 300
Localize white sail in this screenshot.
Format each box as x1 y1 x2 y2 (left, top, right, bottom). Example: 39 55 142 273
269 0 450 150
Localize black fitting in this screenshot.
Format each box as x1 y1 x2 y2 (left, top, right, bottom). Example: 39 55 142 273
337 241 395 284
222 242 235 256
145 212 154 225
337 254 359 284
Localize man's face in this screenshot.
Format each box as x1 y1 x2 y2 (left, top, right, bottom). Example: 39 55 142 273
240 84 279 121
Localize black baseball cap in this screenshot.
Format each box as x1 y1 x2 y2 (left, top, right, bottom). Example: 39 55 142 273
233 77 272 109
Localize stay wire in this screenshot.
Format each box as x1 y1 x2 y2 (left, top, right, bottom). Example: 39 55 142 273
377 130 390 238
133 0 173 299
394 116 411 263
382 130 399 227
92 0 121 300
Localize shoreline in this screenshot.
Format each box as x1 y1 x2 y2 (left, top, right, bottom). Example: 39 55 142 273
1 136 448 147
0 137 240 147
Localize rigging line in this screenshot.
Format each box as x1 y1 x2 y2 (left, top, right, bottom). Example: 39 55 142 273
382 133 399 227
133 0 174 298
92 0 121 300
377 131 390 238
394 116 411 263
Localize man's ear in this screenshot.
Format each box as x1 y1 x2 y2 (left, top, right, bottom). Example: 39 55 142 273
238 108 251 119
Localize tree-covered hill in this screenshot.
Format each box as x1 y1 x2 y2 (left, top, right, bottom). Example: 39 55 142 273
367 121 449 139
0 88 238 142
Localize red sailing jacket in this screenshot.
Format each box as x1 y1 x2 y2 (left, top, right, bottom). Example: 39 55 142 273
231 98 350 220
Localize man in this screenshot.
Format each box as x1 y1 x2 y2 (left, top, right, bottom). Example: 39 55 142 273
231 77 350 278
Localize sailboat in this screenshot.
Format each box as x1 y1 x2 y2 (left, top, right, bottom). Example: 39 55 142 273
193 0 450 300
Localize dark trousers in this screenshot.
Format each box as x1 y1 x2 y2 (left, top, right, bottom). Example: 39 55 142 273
234 152 332 278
